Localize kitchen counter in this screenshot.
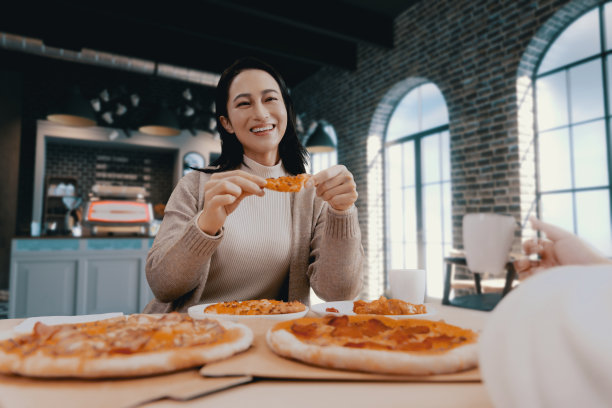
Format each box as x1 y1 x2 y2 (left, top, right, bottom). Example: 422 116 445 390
9 237 155 318
15 235 155 239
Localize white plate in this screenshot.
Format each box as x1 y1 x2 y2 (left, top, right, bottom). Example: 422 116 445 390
310 301 437 319
12 313 124 334
188 303 309 322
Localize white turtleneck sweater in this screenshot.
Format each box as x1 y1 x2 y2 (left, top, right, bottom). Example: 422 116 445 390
203 155 292 301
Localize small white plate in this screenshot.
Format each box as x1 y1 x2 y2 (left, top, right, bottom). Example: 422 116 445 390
188 303 309 322
310 301 437 319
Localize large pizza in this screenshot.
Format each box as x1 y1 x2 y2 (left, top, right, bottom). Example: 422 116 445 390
0 313 253 378
266 315 478 375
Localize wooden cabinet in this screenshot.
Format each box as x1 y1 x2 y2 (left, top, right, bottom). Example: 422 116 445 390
9 238 155 318
12 259 78 317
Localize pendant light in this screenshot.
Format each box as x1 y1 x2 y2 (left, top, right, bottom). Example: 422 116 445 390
138 66 181 136
138 101 181 136
305 120 337 153
47 85 97 127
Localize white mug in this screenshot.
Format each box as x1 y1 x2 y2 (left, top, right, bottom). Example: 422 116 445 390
388 269 426 304
462 213 516 276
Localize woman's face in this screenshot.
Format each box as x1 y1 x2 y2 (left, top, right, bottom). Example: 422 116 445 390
220 69 288 166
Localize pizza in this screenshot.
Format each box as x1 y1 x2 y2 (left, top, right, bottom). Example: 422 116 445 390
264 174 311 192
204 299 306 315
353 296 427 315
0 313 253 378
266 315 478 375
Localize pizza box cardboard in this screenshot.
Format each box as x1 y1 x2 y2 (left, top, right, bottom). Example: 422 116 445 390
0 319 252 408
200 318 481 382
0 370 252 408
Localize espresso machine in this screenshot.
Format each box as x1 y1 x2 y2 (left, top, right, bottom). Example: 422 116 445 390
83 184 154 236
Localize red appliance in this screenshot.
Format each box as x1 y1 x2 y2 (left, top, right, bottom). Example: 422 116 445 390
83 185 153 236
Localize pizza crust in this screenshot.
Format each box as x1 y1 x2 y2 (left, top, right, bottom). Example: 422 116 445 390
266 326 478 376
0 320 253 378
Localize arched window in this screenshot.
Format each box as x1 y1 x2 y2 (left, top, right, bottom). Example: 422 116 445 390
384 82 451 299
535 3 612 256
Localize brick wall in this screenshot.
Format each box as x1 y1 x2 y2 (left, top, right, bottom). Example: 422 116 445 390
45 141 175 210
291 0 601 298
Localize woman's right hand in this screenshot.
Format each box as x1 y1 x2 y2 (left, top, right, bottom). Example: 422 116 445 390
197 170 267 235
514 217 611 279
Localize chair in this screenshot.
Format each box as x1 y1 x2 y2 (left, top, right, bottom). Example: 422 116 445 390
442 255 517 311
442 213 518 311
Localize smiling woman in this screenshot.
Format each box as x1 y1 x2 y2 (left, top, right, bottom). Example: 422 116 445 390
219 69 288 166
143 57 365 314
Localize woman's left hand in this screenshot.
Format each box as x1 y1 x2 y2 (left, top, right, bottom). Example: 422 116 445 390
307 165 358 211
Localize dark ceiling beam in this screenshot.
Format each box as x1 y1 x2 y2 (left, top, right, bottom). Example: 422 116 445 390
205 0 394 48
2 1 408 86
9 2 358 71
111 4 358 69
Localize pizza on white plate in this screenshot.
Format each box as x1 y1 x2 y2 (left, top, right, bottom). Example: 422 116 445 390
352 296 427 315
266 315 478 375
203 299 306 315
0 312 253 378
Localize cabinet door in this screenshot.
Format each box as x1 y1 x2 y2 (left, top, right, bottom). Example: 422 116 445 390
13 260 78 318
85 258 141 315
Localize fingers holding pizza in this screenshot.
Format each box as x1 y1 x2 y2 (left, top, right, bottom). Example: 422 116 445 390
198 170 267 235
307 165 358 211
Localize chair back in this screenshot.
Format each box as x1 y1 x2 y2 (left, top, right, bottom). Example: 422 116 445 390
462 213 515 276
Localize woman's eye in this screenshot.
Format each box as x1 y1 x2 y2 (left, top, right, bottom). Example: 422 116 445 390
236 101 250 107
265 97 278 102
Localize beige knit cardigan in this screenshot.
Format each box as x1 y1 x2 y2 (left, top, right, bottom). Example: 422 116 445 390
143 170 364 313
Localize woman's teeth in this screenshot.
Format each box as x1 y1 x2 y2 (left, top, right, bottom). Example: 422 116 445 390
252 125 274 133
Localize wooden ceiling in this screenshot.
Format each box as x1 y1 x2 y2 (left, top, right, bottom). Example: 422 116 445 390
1 0 419 87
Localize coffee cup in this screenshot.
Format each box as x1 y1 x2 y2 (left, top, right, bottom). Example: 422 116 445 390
462 213 516 276
388 268 426 304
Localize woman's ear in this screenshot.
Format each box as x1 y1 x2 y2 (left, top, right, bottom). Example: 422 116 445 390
219 116 234 134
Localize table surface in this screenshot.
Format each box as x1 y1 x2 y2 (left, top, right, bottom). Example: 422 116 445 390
0 304 494 408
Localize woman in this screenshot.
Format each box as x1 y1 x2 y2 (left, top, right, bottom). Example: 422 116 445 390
144 57 364 313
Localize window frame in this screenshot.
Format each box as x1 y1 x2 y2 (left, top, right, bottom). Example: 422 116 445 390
533 3 612 251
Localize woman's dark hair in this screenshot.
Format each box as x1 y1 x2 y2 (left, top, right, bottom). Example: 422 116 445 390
200 57 308 174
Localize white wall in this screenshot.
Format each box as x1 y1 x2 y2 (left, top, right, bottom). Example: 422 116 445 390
33 120 221 224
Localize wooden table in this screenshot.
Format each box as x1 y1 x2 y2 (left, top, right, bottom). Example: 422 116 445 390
0 305 494 408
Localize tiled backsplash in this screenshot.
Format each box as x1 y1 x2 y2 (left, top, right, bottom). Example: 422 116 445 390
45 141 176 208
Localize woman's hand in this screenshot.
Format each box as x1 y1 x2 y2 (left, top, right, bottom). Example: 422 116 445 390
197 170 267 235
307 165 358 211
514 217 611 279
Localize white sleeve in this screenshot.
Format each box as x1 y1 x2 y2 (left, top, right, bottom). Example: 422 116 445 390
478 264 612 408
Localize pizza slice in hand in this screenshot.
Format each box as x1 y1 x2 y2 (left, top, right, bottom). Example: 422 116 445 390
264 174 312 192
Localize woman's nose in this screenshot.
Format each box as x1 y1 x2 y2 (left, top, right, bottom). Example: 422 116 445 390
252 102 270 119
